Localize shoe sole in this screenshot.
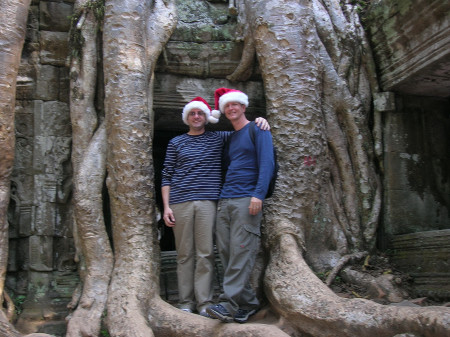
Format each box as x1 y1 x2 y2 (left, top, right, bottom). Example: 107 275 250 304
199 311 215 319
234 309 256 323
206 308 234 323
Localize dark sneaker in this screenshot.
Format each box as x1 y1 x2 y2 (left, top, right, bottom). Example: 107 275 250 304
199 308 214 319
206 304 234 323
234 308 256 323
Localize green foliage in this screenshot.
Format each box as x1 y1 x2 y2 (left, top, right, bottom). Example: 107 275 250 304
69 24 83 60
10 293 27 315
85 0 105 21
315 271 343 284
100 329 110 337
340 0 371 14
100 310 109 337
315 271 327 281
69 0 105 60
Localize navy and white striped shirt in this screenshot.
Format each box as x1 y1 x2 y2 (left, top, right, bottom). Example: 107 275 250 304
161 131 230 204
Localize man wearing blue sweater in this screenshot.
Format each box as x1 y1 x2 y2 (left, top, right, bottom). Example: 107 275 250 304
207 88 275 323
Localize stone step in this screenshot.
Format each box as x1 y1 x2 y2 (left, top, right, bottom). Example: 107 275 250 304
389 229 450 300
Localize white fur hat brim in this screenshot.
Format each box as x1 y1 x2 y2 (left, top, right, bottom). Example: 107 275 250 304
182 101 211 125
218 91 248 112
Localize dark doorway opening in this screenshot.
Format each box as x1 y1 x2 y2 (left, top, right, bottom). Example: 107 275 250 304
153 129 184 251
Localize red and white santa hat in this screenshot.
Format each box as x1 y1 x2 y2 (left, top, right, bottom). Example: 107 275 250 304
212 87 249 116
182 96 220 125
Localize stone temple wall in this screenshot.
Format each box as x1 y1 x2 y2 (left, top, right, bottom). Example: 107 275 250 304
9 1 76 334
365 0 450 299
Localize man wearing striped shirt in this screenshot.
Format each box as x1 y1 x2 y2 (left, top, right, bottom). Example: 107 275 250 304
161 97 268 317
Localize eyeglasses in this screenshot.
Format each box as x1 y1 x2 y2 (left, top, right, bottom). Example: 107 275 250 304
188 111 205 117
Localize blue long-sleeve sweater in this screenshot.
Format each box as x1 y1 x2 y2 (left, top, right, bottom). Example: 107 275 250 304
220 122 275 200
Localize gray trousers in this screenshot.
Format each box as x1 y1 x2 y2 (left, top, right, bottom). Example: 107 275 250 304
215 197 262 315
171 200 216 312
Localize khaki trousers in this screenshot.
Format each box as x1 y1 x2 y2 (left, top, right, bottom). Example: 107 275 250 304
171 200 217 312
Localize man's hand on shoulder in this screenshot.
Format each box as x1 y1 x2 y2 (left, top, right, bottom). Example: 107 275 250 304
255 117 270 131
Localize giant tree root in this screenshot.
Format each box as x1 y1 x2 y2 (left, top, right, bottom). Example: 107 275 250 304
265 233 450 337
3 291 16 322
325 252 407 303
147 298 292 337
0 310 55 337
325 252 367 286
340 266 407 303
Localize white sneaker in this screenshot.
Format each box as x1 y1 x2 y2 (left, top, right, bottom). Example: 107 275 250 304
199 308 214 318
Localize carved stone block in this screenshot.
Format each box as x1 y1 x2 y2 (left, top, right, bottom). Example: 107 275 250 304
153 74 265 132
16 65 37 100
55 203 73 237
8 240 18 272
58 67 70 103
15 100 35 137
10 174 34 206
19 206 35 237
16 237 30 271
33 137 71 178
384 189 446 235
14 137 33 171
33 186 56 236
39 31 69 66
5 271 29 296
39 1 73 32
33 173 56 203
29 236 53 272
158 41 242 78
366 0 450 97
53 237 76 271
35 65 60 101
390 229 450 299
35 101 71 137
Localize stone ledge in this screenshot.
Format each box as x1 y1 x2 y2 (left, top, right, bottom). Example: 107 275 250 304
366 0 450 97
389 229 450 300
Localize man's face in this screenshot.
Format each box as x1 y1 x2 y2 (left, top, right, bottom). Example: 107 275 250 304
187 108 207 130
223 102 245 121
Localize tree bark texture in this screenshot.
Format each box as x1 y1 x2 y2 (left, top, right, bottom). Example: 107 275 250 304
227 1 449 335
234 0 382 270
102 1 176 336
66 1 114 336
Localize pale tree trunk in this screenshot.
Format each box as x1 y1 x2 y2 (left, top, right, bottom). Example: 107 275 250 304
225 0 449 336
102 1 177 336
65 2 113 336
